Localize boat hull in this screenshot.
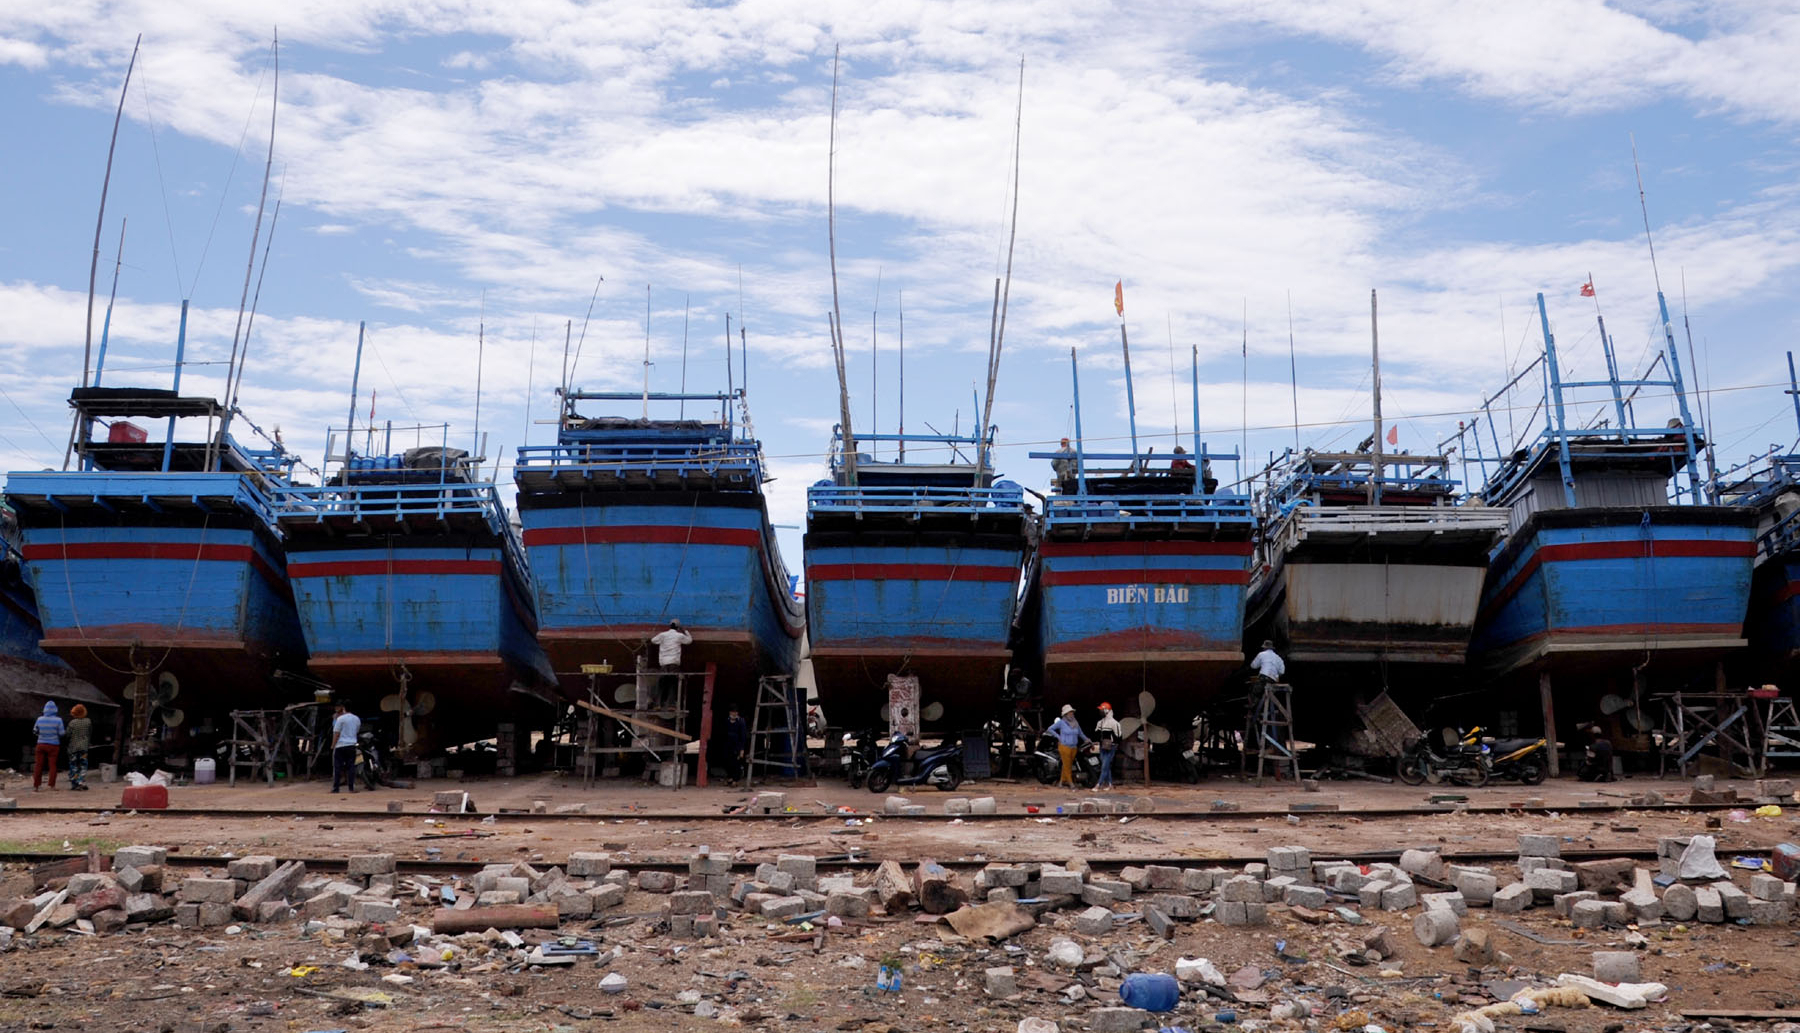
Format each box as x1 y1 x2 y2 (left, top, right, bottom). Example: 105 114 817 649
1470 506 1757 676
1018 539 1251 721
517 492 801 717
283 537 559 751
804 530 1026 729
1747 553 1800 680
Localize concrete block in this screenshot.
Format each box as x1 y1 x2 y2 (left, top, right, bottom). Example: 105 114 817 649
114 846 167 869
970 796 998 815
883 795 911 814
638 871 678 893
1694 885 1724 923
346 854 396 877
1518 833 1561 858
176 878 235 904
1090 1007 1149 1032
1593 951 1640 984
1181 869 1215 893
1570 899 1610 929
1040 869 1084 895
759 895 807 919
1554 890 1598 917
555 893 594 918
1525 867 1579 901
1328 867 1371 892
1413 907 1459 946
1080 884 1119 908
1492 883 1532 914
1400 849 1447 881
1621 887 1663 922
1144 865 1183 890
985 966 1016 997
590 883 626 909
1716 882 1751 920
1751 873 1785 901
1422 891 1467 916
227 856 278 882
569 852 612 877
777 854 817 888
1267 845 1311 871
1090 878 1131 901
1152 892 1202 919
943 797 972 816
1357 880 1392 909
123 893 173 923
67 873 111 895
1381 882 1417 910
669 890 714 915
828 892 870 918
1263 875 1296 902
1453 926 1493 964
197 901 230 927
984 864 1029 888
350 898 398 923
1075 905 1114 935
1219 876 1262 903
1748 898 1791 924
1284 885 1328 909
1118 866 1150 890
1453 870 1498 906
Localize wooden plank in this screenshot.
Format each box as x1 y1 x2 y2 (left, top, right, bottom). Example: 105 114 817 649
1679 1011 1800 1021
574 698 693 741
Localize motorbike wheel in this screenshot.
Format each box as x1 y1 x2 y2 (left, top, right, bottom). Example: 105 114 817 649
1035 756 1060 786
1397 756 1427 786
360 763 381 791
1518 760 1546 785
939 761 963 792
1453 762 1490 788
1077 761 1099 789
846 765 865 790
866 765 894 794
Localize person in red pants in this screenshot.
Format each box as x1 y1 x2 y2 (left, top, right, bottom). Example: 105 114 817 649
32 700 65 791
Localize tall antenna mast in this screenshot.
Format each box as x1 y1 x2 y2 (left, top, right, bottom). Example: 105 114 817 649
220 31 280 446
1286 290 1299 451
898 289 906 462
872 268 880 459
678 294 690 419
1631 136 1705 498
826 45 858 485
473 291 486 458
1369 289 1383 506
642 284 652 419
978 55 1025 478
80 37 139 389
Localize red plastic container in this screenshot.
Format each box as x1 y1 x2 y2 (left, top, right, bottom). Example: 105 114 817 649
120 784 169 810
107 421 148 444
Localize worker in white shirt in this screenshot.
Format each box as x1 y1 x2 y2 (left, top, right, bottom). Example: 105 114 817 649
649 619 693 706
1250 639 1286 686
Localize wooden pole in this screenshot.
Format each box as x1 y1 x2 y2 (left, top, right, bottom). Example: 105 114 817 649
574 698 693 741
1539 671 1559 777
696 663 716 787
430 905 557 935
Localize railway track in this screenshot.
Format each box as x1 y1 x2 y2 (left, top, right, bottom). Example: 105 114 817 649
0 799 1752 823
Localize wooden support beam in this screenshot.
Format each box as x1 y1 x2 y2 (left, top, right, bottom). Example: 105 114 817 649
1540 671 1559 778
574 698 693 742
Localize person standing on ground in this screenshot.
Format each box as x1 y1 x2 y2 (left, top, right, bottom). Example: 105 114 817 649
31 701 63 792
1045 704 1090 789
1251 639 1286 685
64 704 91 791
724 704 750 786
1093 702 1123 791
650 619 693 706
330 702 361 794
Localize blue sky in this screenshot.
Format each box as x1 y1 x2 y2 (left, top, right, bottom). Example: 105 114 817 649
4 1 1800 567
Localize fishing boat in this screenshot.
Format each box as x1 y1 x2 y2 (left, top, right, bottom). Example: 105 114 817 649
513 388 803 724
1715 352 1800 685
1463 292 1756 723
1247 444 1508 668
1013 345 1253 726
804 424 1030 730
6 377 310 755
272 343 558 756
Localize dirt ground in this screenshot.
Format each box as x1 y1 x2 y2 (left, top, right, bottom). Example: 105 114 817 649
1 771 1797 1032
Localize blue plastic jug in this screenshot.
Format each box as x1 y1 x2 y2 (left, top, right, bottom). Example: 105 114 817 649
1119 973 1180 1012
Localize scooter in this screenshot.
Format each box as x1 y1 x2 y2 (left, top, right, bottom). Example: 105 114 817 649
866 732 965 793
1396 726 1489 787
1029 733 1100 789
839 729 881 789
355 730 387 790
1483 735 1549 784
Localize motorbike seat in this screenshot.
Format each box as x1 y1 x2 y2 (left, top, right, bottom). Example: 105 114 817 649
1488 737 1539 754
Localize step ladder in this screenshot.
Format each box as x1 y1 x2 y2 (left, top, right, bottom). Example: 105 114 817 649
1760 696 1800 766
1243 680 1297 783
746 674 804 791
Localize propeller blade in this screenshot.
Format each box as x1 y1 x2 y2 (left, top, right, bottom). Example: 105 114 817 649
1138 690 1155 719
411 691 437 717
921 702 945 723
159 707 185 728
380 694 404 713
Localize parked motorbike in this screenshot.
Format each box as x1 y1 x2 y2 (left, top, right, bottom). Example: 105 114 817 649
1396 726 1489 787
866 732 965 792
1482 734 1549 784
355 730 386 789
1030 733 1100 789
839 729 881 789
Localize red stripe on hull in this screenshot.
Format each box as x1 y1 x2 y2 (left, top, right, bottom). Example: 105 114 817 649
522 525 759 547
1482 538 1755 626
24 541 288 598
806 563 1017 583
306 651 506 669
1550 621 1745 637
1038 541 1253 557
1772 580 1800 607
290 559 502 578
1041 568 1248 586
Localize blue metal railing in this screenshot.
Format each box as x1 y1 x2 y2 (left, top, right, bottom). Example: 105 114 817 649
807 483 1026 516
269 480 533 577
1043 492 1253 528
1762 506 1800 561
515 441 762 479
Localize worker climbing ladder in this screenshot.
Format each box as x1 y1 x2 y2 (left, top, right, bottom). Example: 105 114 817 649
745 674 804 791
1244 680 1298 783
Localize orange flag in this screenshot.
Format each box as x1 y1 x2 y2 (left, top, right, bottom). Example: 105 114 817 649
1386 424 1398 446
1114 280 1124 317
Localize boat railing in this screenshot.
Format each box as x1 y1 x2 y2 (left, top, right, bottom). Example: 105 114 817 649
1763 507 1800 561
808 483 1026 517
1043 493 1253 529
8 469 286 527
515 441 761 479
270 480 508 531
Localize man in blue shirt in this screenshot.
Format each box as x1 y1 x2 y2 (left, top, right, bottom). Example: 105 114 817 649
32 701 64 792
1045 704 1090 789
331 703 362 793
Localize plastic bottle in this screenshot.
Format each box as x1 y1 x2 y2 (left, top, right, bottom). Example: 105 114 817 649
1118 973 1180 1012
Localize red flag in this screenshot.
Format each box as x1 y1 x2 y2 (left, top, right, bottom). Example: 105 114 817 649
1580 281 1595 297
1386 424 1398 447
369 390 376 421
1114 280 1124 318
